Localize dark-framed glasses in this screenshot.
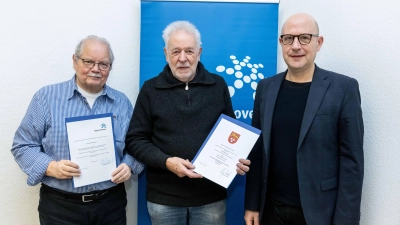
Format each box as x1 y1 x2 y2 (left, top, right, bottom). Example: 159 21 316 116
75 55 111 71
280 33 319 45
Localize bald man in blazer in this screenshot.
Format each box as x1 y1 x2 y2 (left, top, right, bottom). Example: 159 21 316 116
244 13 364 225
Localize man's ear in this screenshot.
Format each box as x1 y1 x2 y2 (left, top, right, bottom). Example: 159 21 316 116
198 47 202 60
279 37 284 47
164 48 168 62
317 36 324 52
72 54 78 70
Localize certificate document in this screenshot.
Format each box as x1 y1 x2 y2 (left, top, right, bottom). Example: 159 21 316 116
65 113 117 188
192 114 260 188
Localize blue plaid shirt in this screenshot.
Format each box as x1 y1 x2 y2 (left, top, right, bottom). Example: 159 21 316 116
11 76 144 193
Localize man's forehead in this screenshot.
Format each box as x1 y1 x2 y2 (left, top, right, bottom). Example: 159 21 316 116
169 45 196 50
81 41 110 58
281 14 318 34
167 42 197 52
169 31 196 42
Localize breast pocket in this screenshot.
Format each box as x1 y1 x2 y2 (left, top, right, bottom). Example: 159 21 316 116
306 107 339 141
316 107 339 116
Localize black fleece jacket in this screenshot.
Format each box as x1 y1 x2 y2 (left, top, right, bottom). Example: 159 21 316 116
125 62 235 206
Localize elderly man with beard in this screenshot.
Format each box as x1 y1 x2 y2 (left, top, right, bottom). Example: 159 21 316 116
125 21 250 225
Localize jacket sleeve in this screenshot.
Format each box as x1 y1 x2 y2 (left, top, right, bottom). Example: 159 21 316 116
334 78 364 225
120 99 144 174
125 82 170 170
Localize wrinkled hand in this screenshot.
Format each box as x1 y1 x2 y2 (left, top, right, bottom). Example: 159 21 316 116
236 158 251 175
166 157 203 178
111 163 131 184
244 210 259 225
45 160 80 179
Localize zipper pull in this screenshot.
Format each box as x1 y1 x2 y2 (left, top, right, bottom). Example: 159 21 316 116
185 83 189 90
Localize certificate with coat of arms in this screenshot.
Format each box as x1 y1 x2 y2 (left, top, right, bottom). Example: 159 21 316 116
192 114 261 188
65 113 118 188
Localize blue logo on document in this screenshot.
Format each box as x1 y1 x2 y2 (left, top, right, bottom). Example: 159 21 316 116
101 123 106 129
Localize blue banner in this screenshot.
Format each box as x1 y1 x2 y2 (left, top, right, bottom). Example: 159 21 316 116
139 1 278 224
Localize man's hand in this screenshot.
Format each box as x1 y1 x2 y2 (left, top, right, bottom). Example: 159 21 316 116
236 158 251 175
166 157 203 178
111 163 131 184
45 160 80 179
244 210 259 225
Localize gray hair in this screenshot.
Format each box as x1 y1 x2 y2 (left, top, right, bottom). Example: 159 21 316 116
74 35 114 64
162 21 202 50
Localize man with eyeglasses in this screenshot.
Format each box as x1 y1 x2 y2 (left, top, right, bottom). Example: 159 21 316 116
244 13 364 225
11 35 143 225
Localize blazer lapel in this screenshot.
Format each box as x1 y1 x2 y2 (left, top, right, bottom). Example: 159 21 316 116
263 72 285 152
297 66 330 150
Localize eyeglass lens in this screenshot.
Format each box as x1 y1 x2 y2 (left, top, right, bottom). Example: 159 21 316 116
282 34 312 45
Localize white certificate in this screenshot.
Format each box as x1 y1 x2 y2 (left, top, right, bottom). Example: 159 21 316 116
65 113 117 188
192 114 260 188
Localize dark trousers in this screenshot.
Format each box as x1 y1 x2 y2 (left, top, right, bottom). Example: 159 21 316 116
261 198 307 225
38 183 127 225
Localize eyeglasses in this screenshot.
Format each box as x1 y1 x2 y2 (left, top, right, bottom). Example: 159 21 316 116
75 55 112 71
280 33 319 45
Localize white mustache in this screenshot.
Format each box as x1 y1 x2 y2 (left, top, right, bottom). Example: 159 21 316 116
87 73 102 78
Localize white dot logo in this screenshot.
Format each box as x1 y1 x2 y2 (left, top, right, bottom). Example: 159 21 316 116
216 55 266 100
226 68 235 75
235 71 243 78
216 65 225 72
234 65 242 70
234 80 244 89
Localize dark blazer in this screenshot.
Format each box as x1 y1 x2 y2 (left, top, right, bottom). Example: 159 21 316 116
245 65 364 225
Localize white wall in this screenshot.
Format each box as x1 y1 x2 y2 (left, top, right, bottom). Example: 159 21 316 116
0 0 399 224
0 0 141 224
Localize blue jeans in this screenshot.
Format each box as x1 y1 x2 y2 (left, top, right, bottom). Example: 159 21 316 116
147 200 226 225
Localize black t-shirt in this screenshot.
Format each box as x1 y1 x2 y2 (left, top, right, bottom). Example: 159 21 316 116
267 79 311 207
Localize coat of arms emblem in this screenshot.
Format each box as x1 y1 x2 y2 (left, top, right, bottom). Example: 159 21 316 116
228 131 240 144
